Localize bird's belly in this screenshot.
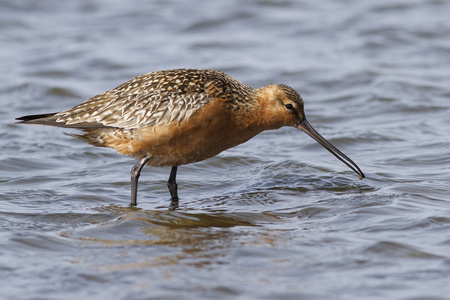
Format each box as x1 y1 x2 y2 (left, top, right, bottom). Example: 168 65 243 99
134 117 257 167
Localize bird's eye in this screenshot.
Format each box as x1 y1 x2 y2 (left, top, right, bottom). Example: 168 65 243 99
285 103 294 110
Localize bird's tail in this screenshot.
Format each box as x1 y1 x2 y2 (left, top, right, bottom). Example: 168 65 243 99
15 113 63 127
16 113 113 149
15 113 107 129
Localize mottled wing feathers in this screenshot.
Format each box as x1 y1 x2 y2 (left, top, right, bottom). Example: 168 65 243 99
51 69 252 129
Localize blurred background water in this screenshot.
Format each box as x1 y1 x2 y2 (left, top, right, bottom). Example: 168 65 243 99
1 0 450 299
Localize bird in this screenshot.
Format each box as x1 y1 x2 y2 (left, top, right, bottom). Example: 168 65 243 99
16 68 365 206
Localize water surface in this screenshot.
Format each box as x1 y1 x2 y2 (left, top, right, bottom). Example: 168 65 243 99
1 0 450 299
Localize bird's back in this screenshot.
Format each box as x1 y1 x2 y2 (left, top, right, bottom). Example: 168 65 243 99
55 69 254 129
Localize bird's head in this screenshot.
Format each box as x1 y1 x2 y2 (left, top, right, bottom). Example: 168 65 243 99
256 84 305 129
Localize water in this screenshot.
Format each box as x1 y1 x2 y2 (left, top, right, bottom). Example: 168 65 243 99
1 0 450 299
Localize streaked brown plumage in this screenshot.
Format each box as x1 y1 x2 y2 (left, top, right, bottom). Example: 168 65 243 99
16 68 365 206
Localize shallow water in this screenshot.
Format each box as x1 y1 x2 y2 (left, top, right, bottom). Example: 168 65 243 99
1 0 450 299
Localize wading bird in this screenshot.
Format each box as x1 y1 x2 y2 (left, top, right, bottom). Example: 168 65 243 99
16 69 364 206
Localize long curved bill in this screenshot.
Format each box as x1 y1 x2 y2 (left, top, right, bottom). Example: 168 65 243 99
297 119 365 180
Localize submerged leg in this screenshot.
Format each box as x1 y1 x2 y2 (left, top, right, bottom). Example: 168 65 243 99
130 155 151 206
167 166 179 202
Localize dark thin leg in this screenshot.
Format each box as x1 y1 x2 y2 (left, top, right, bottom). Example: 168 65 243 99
167 166 179 202
130 155 151 206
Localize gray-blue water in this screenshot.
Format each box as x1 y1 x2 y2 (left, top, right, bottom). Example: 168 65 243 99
1 0 450 299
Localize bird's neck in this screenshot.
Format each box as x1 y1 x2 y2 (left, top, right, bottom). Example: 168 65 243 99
250 85 286 131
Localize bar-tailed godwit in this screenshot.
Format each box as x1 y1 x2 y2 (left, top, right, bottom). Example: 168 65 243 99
16 69 364 206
